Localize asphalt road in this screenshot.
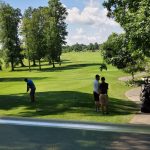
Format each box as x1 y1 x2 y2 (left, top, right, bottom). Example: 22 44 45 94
0 117 150 150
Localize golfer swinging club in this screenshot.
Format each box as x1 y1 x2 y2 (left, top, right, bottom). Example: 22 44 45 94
24 78 36 102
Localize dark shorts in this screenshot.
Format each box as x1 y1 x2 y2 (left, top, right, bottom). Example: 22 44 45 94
93 92 99 101
30 88 36 96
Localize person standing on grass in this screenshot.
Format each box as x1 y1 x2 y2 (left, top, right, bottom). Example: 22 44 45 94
24 78 36 102
99 77 109 114
93 74 100 112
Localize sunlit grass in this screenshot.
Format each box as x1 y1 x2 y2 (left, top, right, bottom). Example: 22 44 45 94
0 52 138 123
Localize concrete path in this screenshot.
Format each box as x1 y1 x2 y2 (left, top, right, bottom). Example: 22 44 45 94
118 72 147 81
125 87 150 125
0 118 150 150
119 72 150 125
125 87 141 103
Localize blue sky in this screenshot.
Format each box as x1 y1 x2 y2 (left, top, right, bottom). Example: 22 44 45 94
2 0 123 45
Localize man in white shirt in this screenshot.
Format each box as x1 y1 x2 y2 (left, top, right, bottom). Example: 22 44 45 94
93 74 100 112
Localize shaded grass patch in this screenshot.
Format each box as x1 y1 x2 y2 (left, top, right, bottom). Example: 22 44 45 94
0 91 138 119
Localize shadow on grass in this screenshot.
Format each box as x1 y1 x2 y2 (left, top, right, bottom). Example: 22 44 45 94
14 59 72 68
14 63 100 72
0 77 48 82
0 91 138 117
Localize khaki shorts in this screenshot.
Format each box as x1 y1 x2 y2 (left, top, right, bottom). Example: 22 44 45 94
99 94 108 106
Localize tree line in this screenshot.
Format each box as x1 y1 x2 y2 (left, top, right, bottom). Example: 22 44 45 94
101 0 150 79
63 42 100 52
0 0 67 71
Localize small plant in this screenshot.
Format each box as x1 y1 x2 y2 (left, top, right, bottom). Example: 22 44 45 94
125 79 144 87
99 63 107 71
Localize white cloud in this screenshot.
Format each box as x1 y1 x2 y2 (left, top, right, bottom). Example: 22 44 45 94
76 28 84 34
66 0 123 45
67 27 103 45
66 1 119 27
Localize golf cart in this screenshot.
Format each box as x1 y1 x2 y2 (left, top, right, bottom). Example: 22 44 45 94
140 76 150 113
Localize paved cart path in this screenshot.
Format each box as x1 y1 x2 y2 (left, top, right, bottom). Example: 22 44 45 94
125 87 150 125
119 73 150 125
0 118 150 150
118 72 147 81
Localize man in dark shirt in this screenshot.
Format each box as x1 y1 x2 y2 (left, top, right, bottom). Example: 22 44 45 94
99 77 109 114
24 78 36 102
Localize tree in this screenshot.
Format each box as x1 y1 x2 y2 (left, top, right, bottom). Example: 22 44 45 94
22 7 48 70
46 0 68 68
88 43 94 51
0 2 22 71
101 33 145 80
29 7 47 70
46 17 60 68
103 0 150 57
94 42 99 50
21 7 33 71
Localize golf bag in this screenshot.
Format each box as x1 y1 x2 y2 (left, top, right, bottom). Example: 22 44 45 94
140 84 150 113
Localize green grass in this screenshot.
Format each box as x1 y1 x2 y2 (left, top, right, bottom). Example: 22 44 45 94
0 52 138 123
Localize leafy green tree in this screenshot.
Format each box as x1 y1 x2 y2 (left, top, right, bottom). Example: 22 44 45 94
88 43 94 51
101 33 145 80
28 7 47 70
46 0 68 68
21 7 33 71
72 43 84 52
103 0 150 57
0 2 22 71
46 17 59 68
94 42 99 50
22 7 47 70
62 43 100 52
